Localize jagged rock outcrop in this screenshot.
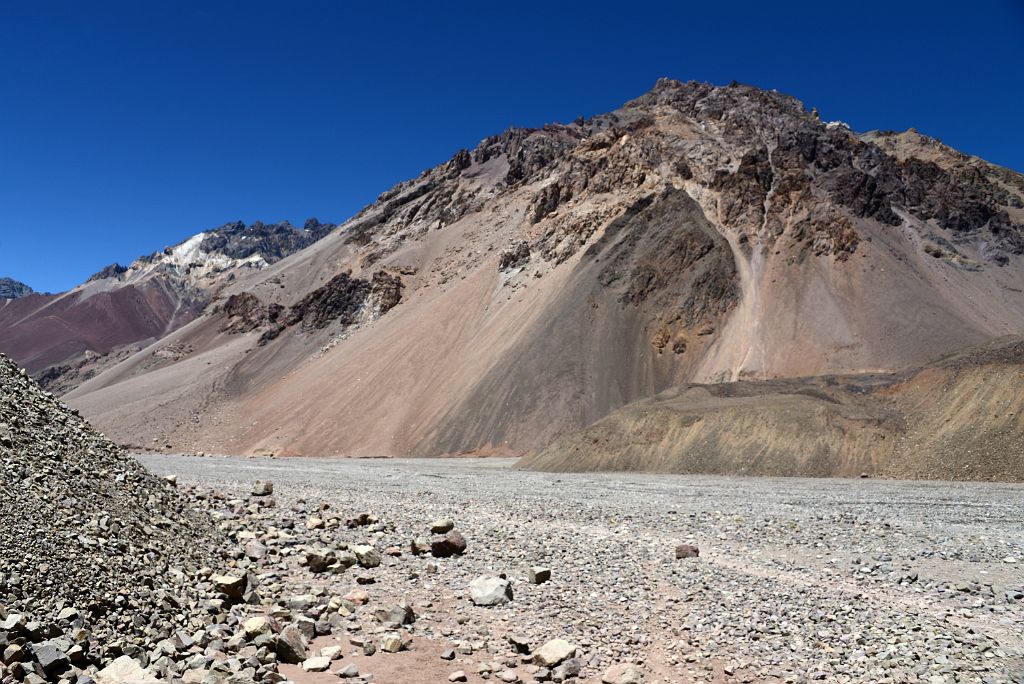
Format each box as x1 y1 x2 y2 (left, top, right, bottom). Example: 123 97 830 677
254 270 403 342
219 292 284 334
197 218 335 263
86 263 128 282
0 277 33 299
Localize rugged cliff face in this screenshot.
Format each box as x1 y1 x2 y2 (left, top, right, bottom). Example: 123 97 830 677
0 277 34 299
64 80 1024 470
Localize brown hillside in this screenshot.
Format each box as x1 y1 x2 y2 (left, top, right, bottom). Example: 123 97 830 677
520 337 1024 480
64 80 1024 466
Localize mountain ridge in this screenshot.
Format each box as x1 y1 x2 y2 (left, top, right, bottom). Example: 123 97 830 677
0 218 337 390
53 79 1024 477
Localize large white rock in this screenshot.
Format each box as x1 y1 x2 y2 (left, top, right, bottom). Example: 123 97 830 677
95 656 159 684
469 575 513 606
603 663 645 684
533 639 577 667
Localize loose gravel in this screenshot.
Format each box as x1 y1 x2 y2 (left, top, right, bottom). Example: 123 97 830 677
141 454 1024 684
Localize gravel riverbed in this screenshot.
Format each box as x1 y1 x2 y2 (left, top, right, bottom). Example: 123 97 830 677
141 454 1024 684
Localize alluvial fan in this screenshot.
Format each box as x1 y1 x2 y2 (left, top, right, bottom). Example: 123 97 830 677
0 352 226 680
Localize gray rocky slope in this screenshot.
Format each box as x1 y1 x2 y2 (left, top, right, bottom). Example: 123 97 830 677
0 353 228 682
0 279 33 300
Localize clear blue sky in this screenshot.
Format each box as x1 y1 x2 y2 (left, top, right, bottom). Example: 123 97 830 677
2 1 1022 293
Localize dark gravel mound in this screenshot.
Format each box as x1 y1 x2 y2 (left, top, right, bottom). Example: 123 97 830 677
0 352 227 679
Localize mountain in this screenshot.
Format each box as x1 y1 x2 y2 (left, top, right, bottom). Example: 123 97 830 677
63 80 1024 477
0 219 336 389
0 277 34 299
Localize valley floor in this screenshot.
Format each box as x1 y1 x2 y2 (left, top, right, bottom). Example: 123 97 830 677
140 455 1024 684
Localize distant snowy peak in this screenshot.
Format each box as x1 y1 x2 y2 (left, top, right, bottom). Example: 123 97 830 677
89 219 337 287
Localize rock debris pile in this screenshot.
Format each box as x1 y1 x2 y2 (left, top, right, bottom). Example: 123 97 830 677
0 354 229 683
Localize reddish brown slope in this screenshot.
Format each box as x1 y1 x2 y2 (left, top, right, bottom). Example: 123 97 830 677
0 280 200 373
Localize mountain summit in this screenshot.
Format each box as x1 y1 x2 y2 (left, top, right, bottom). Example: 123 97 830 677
60 80 1024 476
0 277 34 299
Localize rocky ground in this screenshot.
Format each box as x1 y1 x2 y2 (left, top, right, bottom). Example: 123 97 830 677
135 454 1024 684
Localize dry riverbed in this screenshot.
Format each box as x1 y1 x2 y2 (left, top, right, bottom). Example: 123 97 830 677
140 455 1024 684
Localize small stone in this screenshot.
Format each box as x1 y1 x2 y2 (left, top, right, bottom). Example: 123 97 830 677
449 671 468 682
212 573 246 599
251 480 273 496
431 518 455 534
440 649 456 660
335 664 360 678
379 632 403 653
674 544 699 559
301 656 331 672
528 566 551 584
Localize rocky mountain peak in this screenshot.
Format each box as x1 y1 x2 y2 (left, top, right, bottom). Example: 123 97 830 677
0 277 34 299
86 263 128 282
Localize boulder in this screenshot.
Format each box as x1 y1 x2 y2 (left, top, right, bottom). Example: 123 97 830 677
242 616 272 639
212 574 246 600
534 639 577 667
301 656 331 672
351 544 381 568
376 602 416 627
306 550 335 573
32 641 69 675
528 566 551 584
430 518 455 534
431 530 467 558
603 663 645 684
251 480 273 496
275 625 308 664
674 544 699 559
379 632 403 653
470 575 513 606
95 656 159 684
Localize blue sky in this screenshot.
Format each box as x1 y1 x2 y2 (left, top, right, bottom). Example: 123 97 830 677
2 1 1022 293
